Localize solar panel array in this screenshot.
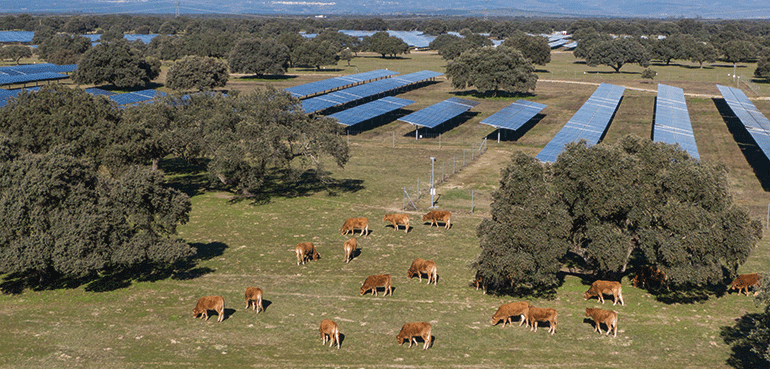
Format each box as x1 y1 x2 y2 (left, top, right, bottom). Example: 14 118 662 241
653 84 700 160
0 63 76 75
0 72 70 86
286 69 397 98
301 70 442 114
0 87 39 108
108 89 165 106
536 83 625 162
398 97 479 128
480 100 547 131
85 88 116 97
717 84 770 161
327 96 414 126
0 31 34 43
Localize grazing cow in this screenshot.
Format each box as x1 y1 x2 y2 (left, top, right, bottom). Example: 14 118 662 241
295 242 321 265
192 296 225 322
422 210 451 229
491 301 530 328
383 213 410 233
396 322 432 350
632 265 667 290
585 308 618 337
527 306 557 335
729 273 762 296
407 258 438 285
360 274 392 296
244 287 264 313
343 237 358 264
584 280 625 306
319 319 340 349
474 271 487 294
340 217 369 236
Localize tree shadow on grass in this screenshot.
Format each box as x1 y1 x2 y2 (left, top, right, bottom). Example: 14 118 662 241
230 168 364 205
0 241 227 294
721 312 769 369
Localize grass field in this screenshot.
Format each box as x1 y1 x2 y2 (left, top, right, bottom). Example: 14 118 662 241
1 50 769 368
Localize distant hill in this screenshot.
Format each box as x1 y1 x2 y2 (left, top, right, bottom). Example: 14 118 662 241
4 0 770 19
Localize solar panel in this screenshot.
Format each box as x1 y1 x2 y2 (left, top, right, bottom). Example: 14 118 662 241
480 100 547 131
85 88 115 96
653 84 699 160
0 63 77 76
0 88 39 108
536 83 625 162
301 70 442 114
717 84 770 162
108 89 166 105
0 72 70 86
0 31 34 43
398 97 479 129
327 96 414 126
286 69 398 98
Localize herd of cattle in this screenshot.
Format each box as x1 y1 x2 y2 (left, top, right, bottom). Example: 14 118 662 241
191 209 763 349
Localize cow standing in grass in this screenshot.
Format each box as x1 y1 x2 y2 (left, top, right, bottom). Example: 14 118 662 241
491 301 529 328
244 287 264 313
340 217 369 236
407 258 438 285
584 280 625 306
383 213 410 233
396 322 432 350
527 306 557 335
360 274 392 296
192 296 225 322
295 242 321 265
422 210 451 229
585 308 618 337
319 319 340 349
729 273 762 296
343 237 357 264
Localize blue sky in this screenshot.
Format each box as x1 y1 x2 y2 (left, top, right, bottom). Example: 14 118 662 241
2 0 770 19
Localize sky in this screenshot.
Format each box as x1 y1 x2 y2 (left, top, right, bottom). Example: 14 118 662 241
2 0 770 19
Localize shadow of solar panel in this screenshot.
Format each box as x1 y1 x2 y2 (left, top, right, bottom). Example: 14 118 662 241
480 100 547 131
286 69 398 98
718 84 770 161
536 83 625 162
327 96 414 126
398 97 479 129
653 84 699 160
301 70 442 113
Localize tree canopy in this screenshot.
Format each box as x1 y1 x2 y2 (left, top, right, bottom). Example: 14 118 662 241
0 45 32 65
473 136 762 295
363 31 410 58
503 31 551 66
73 40 160 88
584 37 650 72
292 39 340 70
445 46 538 96
228 38 290 76
165 55 229 91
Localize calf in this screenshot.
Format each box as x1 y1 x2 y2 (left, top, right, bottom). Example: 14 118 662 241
584 280 625 306
422 210 451 229
192 295 225 322
407 258 438 285
396 322 432 350
729 273 762 296
295 242 321 265
244 287 264 313
585 308 618 337
343 237 358 264
340 217 369 236
474 271 487 294
360 274 392 296
527 306 557 335
491 301 529 328
383 213 410 233
319 319 340 349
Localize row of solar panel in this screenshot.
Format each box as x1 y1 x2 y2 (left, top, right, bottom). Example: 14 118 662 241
717 84 770 162
536 83 626 162
286 69 398 98
654 84 700 160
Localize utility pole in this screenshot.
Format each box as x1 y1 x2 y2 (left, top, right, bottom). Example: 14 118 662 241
429 157 436 208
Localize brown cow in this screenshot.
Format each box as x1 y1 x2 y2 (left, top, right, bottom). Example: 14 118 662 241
340 217 369 236
244 287 264 313
584 280 625 306
319 319 340 349
407 258 438 285
192 296 225 322
360 274 392 296
383 213 410 233
396 322 432 350
527 306 557 335
729 273 762 296
491 301 530 328
295 242 321 265
422 210 451 229
343 237 358 264
632 265 667 290
474 271 487 294
585 308 618 337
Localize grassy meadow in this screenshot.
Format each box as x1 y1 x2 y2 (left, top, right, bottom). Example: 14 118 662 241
1 50 770 368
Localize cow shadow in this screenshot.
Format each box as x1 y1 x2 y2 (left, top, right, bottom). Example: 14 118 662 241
721 312 767 369
362 286 396 296
338 333 346 347
222 308 236 321
261 299 273 312
383 225 411 233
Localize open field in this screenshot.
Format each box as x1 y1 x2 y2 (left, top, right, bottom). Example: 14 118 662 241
1 50 769 368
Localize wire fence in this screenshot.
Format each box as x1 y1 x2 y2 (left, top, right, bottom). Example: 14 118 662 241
402 138 488 211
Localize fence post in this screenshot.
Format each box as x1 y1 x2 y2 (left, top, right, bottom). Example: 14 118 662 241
471 190 474 213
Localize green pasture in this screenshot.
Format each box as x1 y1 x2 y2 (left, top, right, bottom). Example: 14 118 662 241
1 50 770 368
